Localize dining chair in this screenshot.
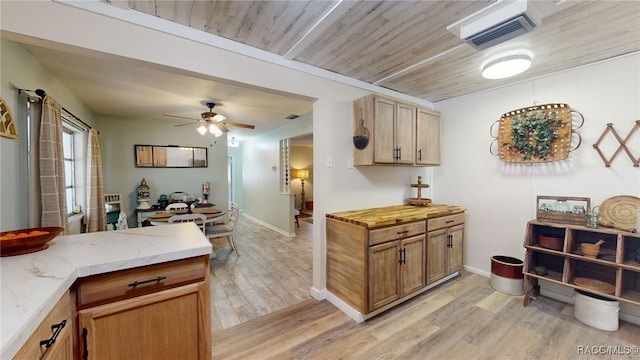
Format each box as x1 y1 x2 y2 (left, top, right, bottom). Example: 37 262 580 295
166 202 190 211
168 213 207 232
206 203 240 254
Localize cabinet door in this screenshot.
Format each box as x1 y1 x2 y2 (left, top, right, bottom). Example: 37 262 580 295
416 109 440 165
14 292 72 360
369 241 401 311
427 228 448 284
395 102 416 164
78 283 209 360
41 324 73 360
401 235 426 296
448 225 464 273
373 96 397 163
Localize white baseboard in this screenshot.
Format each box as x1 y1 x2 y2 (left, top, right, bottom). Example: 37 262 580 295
310 287 326 301
464 265 490 278
242 213 295 237
325 272 460 323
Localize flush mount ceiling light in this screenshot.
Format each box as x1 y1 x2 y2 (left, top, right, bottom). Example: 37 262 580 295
482 54 532 79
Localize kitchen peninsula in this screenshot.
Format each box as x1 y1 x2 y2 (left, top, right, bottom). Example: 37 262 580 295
326 204 466 321
1 223 212 359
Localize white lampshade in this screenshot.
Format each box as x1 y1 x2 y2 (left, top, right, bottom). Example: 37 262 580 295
482 54 532 79
208 123 223 137
197 125 208 135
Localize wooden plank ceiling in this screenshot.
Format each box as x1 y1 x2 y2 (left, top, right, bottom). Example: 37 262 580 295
123 0 639 103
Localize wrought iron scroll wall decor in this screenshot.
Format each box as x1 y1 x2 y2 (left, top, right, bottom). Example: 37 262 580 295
593 121 640 167
490 103 583 163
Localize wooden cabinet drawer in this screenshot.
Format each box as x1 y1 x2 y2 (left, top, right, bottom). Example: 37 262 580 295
76 256 206 309
428 213 465 231
369 221 426 246
14 291 71 360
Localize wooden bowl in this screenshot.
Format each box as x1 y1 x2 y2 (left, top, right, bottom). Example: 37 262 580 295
581 243 600 258
0 227 64 256
538 234 563 251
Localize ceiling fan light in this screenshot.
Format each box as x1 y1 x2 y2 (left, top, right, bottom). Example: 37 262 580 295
209 124 223 137
482 54 532 79
212 114 227 122
197 125 208 135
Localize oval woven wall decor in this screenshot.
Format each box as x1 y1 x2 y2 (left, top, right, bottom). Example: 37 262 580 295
598 195 640 232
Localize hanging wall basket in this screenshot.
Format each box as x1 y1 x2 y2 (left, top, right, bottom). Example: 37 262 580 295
353 109 370 150
490 103 583 163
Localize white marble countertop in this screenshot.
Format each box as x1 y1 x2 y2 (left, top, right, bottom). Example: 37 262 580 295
0 223 212 359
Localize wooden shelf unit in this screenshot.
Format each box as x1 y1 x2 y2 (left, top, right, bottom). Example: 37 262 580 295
523 220 640 306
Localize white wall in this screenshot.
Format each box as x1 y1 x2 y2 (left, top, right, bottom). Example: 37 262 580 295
434 53 640 275
96 115 229 226
242 113 312 234
0 39 95 230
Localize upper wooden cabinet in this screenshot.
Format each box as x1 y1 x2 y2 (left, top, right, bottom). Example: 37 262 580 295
416 108 441 165
353 94 440 166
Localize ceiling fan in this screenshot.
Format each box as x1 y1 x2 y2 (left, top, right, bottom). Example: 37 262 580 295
164 102 255 137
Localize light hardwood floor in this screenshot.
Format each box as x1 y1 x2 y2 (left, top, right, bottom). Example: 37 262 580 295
209 213 313 331
210 216 640 359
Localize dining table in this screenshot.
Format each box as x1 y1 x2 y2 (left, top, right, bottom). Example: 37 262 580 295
146 208 226 226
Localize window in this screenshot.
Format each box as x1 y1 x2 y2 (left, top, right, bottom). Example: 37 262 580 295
62 127 76 215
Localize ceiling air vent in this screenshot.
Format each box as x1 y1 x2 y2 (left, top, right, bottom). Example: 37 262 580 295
447 0 541 51
465 14 536 50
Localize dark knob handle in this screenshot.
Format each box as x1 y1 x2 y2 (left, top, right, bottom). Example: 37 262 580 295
128 275 167 287
39 319 66 348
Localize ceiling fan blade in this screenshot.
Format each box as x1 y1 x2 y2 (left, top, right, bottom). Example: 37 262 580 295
174 122 200 127
163 114 200 121
222 121 255 129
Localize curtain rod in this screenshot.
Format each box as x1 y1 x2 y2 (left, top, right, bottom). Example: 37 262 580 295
17 88 94 132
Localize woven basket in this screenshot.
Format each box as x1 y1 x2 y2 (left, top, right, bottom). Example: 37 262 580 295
496 103 573 163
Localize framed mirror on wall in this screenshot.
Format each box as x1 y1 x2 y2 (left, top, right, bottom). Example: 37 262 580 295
134 145 208 168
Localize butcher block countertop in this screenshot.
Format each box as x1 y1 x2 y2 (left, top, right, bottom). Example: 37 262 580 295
326 204 466 228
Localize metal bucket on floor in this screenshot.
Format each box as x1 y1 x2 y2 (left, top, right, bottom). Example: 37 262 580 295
490 255 524 295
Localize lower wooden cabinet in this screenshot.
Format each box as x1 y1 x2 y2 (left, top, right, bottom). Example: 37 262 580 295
326 207 466 317
75 256 211 360
369 234 425 311
13 291 74 360
427 213 465 284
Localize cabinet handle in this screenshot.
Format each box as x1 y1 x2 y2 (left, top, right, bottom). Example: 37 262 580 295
128 275 167 287
39 319 66 349
394 147 400 161
418 148 422 161
82 327 89 360
398 248 406 265
445 219 455 223
396 230 409 235
398 147 402 161
447 234 452 248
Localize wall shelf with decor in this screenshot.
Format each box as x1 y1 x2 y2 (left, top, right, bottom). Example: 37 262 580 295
523 220 640 307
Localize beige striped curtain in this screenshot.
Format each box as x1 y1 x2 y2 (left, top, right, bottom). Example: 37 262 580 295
85 128 106 232
39 95 68 230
